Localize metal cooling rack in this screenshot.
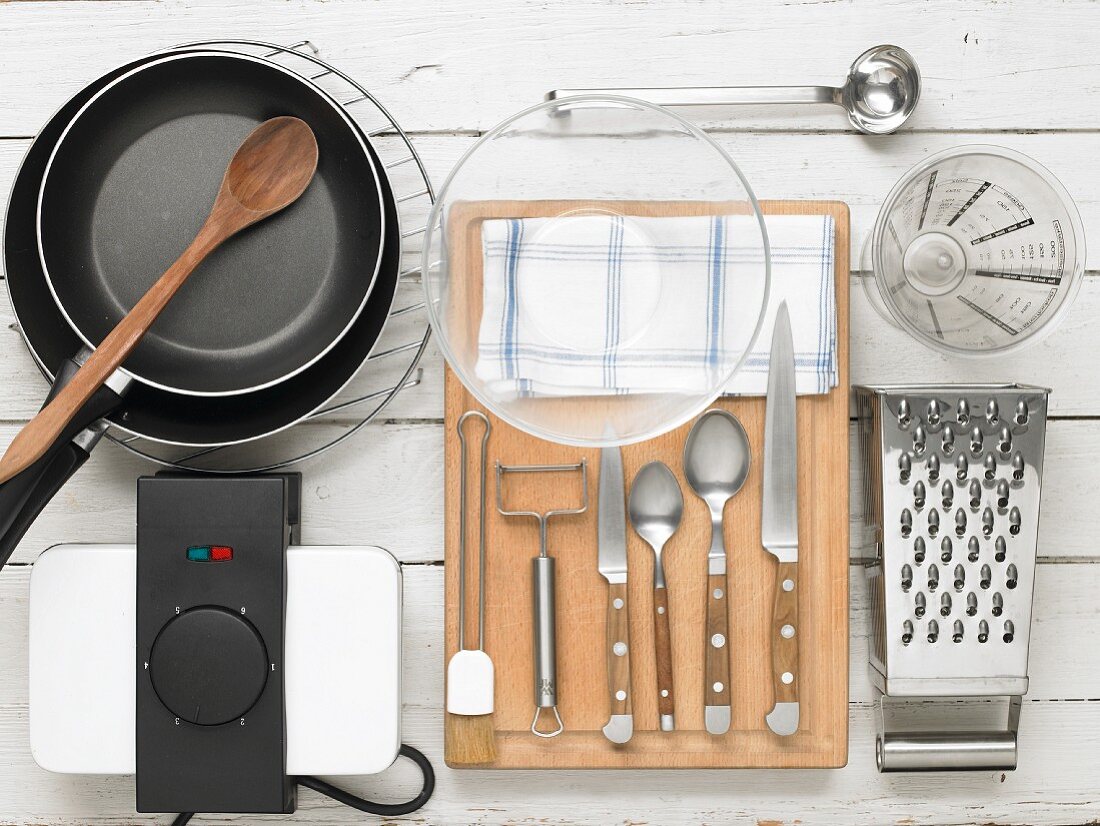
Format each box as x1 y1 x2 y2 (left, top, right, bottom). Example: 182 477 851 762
107 39 433 472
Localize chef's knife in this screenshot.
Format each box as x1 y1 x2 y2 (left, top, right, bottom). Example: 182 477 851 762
598 446 633 744
762 301 800 737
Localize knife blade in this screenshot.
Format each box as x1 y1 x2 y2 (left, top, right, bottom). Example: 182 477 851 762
762 301 800 737
598 446 633 744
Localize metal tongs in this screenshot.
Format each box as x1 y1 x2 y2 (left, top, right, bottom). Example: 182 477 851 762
496 460 589 738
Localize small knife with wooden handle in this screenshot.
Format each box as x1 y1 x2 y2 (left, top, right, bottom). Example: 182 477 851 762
598 446 633 744
762 301 800 737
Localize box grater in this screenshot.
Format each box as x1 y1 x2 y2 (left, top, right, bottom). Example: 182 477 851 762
855 384 1049 772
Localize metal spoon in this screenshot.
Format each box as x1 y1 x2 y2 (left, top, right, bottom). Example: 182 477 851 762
548 44 921 135
683 409 752 735
628 461 684 732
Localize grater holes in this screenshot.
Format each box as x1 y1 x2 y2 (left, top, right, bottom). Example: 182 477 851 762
981 507 994 538
992 592 1004 616
927 509 940 538
940 592 952 617
968 479 982 511
897 398 912 429
968 536 980 563
986 398 1000 425
899 452 912 483
954 508 967 537
1011 452 1025 484
927 619 939 643
927 399 942 426
913 481 926 511
914 591 927 618
941 424 956 455
927 564 940 592
901 508 913 538
913 536 926 565
1003 620 1015 644
953 564 965 592
1006 564 1019 589
941 480 954 509
984 454 997 482
994 536 1007 563
956 454 969 482
996 480 1010 513
940 537 953 563
956 398 970 426
902 620 914 646
978 619 990 643
980 564 992 590
1014 399 1029 426
1009 507 1022 536
966 591 978 616
952 619 964 643
901 564 913 592
913 425 927 456
927 454 941 483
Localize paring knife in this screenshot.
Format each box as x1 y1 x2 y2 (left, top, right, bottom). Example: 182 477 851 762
762 301 800 737
598 446 633 744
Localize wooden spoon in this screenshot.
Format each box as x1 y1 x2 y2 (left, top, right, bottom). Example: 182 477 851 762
0 116 319 485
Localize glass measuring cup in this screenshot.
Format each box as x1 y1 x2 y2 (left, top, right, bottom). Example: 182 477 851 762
866 146 1085 356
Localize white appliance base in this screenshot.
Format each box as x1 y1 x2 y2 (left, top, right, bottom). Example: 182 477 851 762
29 544 401 776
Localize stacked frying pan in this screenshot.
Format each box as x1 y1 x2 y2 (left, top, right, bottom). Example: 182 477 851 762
0 48 404 562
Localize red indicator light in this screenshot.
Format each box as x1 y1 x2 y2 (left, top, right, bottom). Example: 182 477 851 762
210 545 234 562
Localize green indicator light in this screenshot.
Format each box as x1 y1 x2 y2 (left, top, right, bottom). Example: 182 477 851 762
186 546 210 562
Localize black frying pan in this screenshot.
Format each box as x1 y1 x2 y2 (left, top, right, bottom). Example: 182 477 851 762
38 50 384 395
0 50 401 565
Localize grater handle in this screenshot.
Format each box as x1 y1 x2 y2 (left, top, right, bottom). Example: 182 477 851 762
877 730 1017 771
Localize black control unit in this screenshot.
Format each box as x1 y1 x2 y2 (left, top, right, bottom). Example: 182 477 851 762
136 474 298 814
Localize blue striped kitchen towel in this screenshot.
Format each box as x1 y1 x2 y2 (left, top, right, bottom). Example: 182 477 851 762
476 213 836 398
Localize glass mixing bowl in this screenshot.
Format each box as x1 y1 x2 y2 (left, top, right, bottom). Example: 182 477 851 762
422 95 770 446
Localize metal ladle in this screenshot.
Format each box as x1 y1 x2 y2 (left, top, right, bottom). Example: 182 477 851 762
548 44 921 135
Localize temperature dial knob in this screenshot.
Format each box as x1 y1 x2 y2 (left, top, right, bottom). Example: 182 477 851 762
149 606 269 726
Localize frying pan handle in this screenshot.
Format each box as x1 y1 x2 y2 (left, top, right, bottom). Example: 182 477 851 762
0 358 125 569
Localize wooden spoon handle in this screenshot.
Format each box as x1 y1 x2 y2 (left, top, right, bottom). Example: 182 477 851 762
0 223 227 485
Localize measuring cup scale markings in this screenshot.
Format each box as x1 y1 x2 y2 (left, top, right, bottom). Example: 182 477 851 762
870 146 1084 355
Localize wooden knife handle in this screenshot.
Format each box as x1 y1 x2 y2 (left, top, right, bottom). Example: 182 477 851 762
653 585 674 726
704 572 731 714
771 561 800 705
606 582 632 718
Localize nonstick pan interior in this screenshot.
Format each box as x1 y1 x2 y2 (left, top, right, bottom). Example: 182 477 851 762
38 51 385 396
5 50 401 447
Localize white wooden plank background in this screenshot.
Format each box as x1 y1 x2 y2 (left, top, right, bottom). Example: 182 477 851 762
1 1 1098 824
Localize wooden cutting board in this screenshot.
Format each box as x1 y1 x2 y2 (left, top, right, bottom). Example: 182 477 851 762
444 200 849 768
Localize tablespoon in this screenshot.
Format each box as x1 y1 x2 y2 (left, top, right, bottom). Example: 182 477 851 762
549 44 921 135
0 116 319 484
628 461 684 732
683 409 751 735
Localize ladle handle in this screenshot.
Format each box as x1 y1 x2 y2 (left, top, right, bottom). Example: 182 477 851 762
547 85 837 107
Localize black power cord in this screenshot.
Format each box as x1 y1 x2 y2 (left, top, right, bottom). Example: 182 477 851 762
171 743 435 825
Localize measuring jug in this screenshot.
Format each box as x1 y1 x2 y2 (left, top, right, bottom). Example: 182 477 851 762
865 146 1084 356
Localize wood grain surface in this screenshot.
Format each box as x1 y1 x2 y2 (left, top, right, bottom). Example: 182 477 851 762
443 200 850 768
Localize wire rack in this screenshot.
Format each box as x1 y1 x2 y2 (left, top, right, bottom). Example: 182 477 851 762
107 39 433 473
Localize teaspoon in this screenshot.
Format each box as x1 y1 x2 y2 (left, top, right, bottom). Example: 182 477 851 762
628 461 684 732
